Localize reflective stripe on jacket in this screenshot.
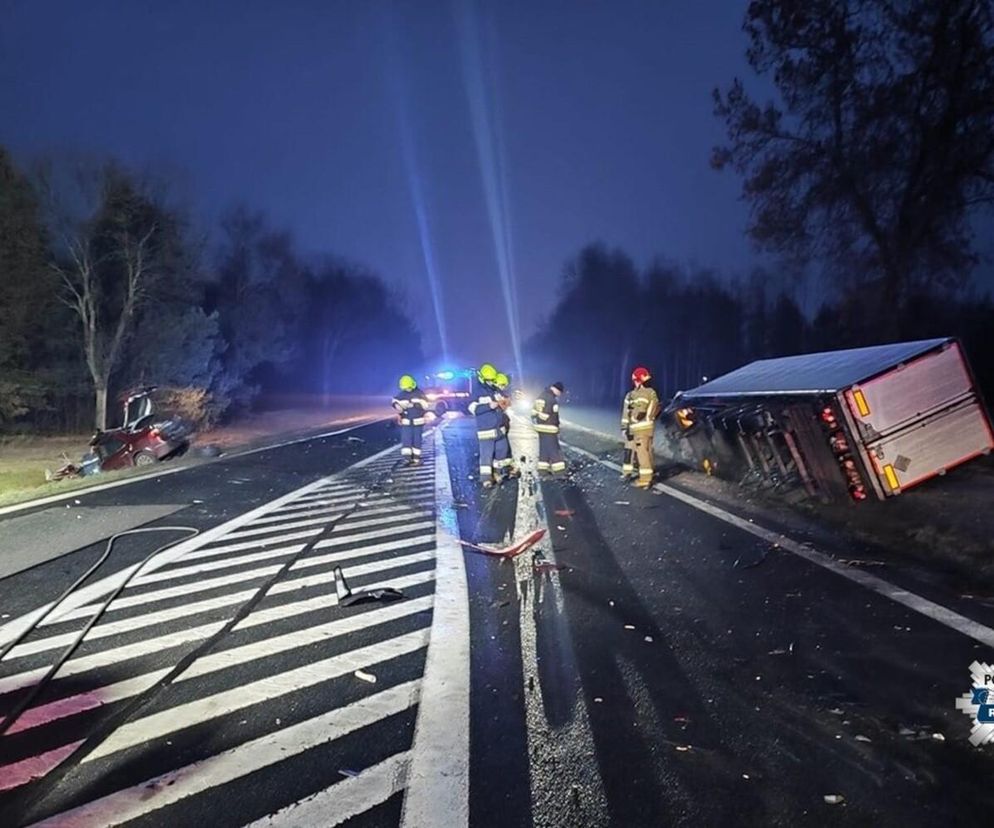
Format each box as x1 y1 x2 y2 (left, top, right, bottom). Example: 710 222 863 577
623 386 659 432
392 388 428 425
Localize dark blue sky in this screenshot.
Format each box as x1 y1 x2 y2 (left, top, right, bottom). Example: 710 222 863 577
3 1 988 369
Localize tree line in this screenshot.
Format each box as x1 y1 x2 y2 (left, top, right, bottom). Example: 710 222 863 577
529 0 994 407
0 150 422 433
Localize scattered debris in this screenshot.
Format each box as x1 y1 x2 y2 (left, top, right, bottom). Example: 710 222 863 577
614 500 630 506
828 708 845 716
854 735 872 743
533 559 565 575
339 768 360 778
675 745 692 752
742 774 750 780
192 499 204 504
609 600 615 607
733 548 770 569
674 715 690 724
768 643 795 656
462 528 546 559
823 795 845 805
454 501 470 509
624 624 635 630
554 509 575 517
74 499 81 505
354 669 377 684
838 558 887 567
932 732 945 742
644 635 654 643
275 718 281 725
346 436 364 444
334 566 405 606
593 697 603 703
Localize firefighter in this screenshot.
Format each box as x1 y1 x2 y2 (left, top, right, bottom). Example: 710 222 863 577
493 372 520 480
532 381 566 475
469 362 501 487
623 366 659 488
392 374 428 465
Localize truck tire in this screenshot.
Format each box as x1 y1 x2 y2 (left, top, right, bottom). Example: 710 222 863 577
133 450 157 467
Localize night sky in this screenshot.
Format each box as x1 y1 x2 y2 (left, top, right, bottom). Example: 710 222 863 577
3 1 989 368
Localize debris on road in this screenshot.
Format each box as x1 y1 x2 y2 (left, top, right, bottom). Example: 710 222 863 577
675 745 692 752
614 501 630 506
593 697 603 703
733 548 770 569
624 624 635 630
334 565 405 606
339 768 360 778
854 735 872 743
462 528 546 559
554 509 575 517
354 669 377 684
768 643 794 656
823 795 845 805
644 635 654 643
346 436 364 443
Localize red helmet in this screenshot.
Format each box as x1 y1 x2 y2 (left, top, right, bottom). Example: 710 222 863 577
632 366 651 384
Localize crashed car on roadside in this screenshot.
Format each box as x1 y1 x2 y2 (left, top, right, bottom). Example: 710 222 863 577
50 387 192 479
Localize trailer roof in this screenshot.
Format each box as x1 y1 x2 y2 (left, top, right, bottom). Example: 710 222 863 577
681 338 952 399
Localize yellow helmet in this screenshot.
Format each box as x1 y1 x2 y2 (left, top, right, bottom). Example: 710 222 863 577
494 372 509 390
398 374 417 391
478 363 498 382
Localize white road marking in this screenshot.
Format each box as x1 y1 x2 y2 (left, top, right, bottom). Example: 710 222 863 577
292 535 435 571
312 521 435 550
565 437 994 649
9 598 434 736
0 571 436 699
0 740 85 793
249 751 410 828
23 683 420 828
401 426 470 828
172 535 312 563
130 546 305 586
507 416 609 823
276 550 436 592
84 628 430 762
223 514 352 540
328 511 434 534
0 588 256 662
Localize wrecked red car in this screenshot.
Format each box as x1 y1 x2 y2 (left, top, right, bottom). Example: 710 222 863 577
51 387 191 479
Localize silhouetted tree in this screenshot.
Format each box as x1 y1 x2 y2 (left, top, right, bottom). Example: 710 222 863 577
713 0 994 326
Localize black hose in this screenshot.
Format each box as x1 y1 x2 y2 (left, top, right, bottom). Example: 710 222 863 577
0 526 200 737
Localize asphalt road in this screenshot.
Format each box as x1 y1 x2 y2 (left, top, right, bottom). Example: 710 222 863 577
1 413 994 826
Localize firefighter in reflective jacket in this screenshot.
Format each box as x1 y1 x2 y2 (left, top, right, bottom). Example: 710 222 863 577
392 375 428 465
621 366 659 487
469 363 501 487
532 381 566 474
493 372 519 480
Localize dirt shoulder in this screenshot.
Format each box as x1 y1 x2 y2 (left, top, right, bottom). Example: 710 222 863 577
0 398 388 509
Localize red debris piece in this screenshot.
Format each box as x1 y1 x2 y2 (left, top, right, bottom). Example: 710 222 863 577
554 509 575 517
462 528 547 559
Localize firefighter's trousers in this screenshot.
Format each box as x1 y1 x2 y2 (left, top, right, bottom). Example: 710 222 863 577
494 418 514 473
400 423 423 460
477 426 498 480
622 433 636 476
633 430 654 483
537 430 565 474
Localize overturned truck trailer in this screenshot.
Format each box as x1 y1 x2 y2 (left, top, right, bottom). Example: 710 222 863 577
666 338 994 503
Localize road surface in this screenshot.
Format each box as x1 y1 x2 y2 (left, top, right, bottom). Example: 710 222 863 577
1 413 993 826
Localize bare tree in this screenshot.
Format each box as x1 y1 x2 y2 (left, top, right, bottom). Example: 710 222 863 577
42 161 169 429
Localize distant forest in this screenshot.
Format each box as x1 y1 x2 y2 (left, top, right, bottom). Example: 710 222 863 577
529 0 994 406
0 150 422 432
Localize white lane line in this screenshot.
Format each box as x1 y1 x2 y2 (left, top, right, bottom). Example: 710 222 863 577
508 419 609 822
0 622 227 698
566 440 994 649
0 571 437 699
84 629 430 762
172 538 309 564
23 684 419 828
249 751 410 828
180 596 434 682
277 550 435 592
330 512 434 534
130 546 305 586
0 588 256 662
249 504 350 526
0 441 401 647
293 535 435 572
312 521 435 550
8 598 433 736
401 426 469 828
60 564 282 621
0 740 85 793
223 514 351 540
